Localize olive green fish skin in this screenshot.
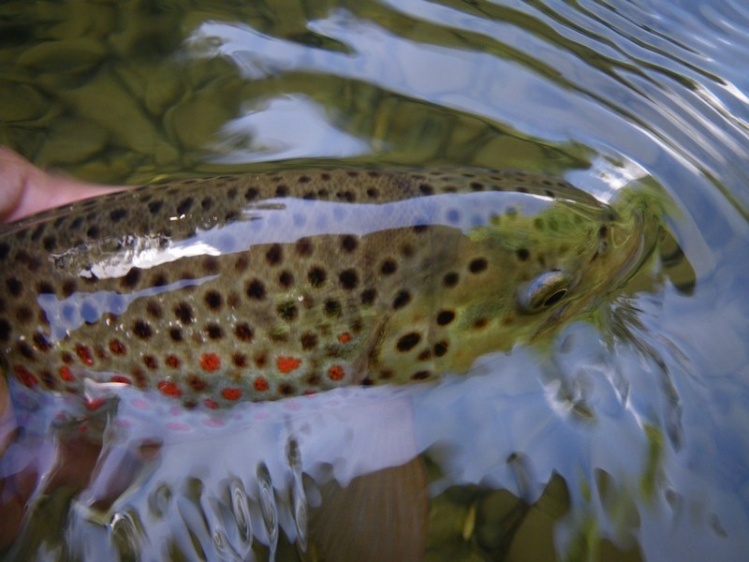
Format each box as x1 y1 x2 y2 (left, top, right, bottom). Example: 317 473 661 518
0 168 654 407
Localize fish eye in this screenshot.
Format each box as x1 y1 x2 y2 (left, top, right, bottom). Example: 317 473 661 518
517 270 572 313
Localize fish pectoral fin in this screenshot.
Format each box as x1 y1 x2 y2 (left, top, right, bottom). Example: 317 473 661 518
303 457 428 562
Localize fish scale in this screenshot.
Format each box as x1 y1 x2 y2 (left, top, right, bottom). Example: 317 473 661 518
0 168 657 407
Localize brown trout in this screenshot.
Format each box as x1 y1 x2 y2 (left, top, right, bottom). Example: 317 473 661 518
0 168 658 408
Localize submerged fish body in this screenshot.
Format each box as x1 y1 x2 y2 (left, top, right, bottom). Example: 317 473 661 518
0 168 658 407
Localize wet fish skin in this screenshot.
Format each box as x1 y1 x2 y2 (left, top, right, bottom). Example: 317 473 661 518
0 168 656 407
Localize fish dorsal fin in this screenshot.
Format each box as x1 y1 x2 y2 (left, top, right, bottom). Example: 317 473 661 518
304 457 428 562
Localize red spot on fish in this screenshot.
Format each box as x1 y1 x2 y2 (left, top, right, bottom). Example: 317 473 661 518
328 365 345 381
15 365 37 387
254 377 269 392
86 398 107 411
110 375 131 384
337 332 352 344
59 366 75 382
277 356 302 374
75 344 94 366
221 387 242 401
109 339 126 355
200 353 221 372
165 355 181 368
204 398 219 409
158 380 182 397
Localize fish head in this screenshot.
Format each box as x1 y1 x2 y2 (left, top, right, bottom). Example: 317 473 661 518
391 185 664 372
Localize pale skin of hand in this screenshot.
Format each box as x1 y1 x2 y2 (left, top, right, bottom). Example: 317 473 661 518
0 148 126 547
0 146 123 223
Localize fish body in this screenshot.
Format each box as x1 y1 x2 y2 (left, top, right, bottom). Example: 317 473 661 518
0 168 658 407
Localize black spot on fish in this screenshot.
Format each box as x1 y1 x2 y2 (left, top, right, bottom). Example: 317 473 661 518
174 302 194 324
121 268 141 289
339 269 358 290
324 299 342 318
419 184 434 195
469 257 488 273
0 243 8 260
133 320 153 340
443 272 459 288
204 290 223 311
244 187 259 201
234 255 249 273
301 332 318 350
177 198 194 215
473 318 489 330
205 323 223 339
366 188 379 198
279 271 294 288
396 332 421 352
380 260 397 275
202 256 220 274
87 225 100 238
254 351 268 368
246 279 266 300
277 301 298 321
296 238 314 256
280 383 296 396
434 341 448 357
62 280 77 297
6 277 22 296
516 248 530 261
308 266 327 287
361 288 377 305
70 217 83 230
148 201 163 214
234 323 254 342
17 341 34 360
110 208 128 222
275 185 289 197
151 273 168 287
340 235 358 253
169 328 183 342
146 301 163 319
37 281 54 294
33 332 51 352
42 236 57 251
470 182 484 191
411 370 431 380
265 244 283 266
16 306 33 323
201 197 214 210
232 353 247 368
392 290 411 309
417 349 431 361
437 310 455 325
